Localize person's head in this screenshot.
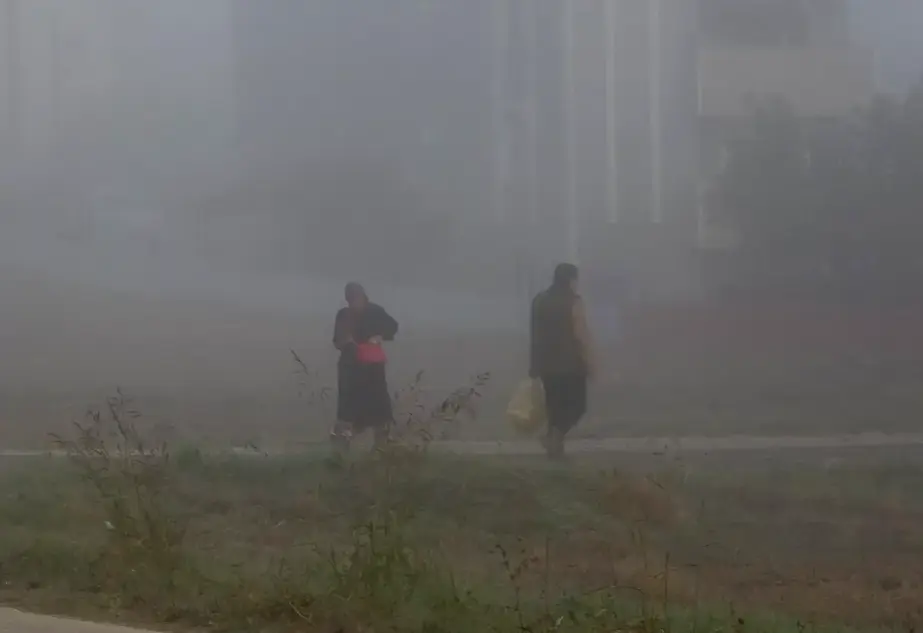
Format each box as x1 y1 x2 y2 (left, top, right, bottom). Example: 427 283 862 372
551 263 579 293
344 282 368 309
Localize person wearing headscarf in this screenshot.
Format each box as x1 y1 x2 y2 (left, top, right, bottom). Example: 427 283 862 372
331 282 399 452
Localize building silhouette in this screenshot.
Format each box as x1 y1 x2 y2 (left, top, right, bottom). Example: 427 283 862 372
229 0 872 299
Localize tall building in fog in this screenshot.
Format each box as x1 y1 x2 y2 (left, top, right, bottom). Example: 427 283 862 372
0 0 115 174
695 0 875 248
698 0 868 118
229 1 697 238
105 0 237 193
229 0 873 298
1 0 237 201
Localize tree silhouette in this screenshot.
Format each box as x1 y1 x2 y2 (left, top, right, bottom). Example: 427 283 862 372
715 80 923 300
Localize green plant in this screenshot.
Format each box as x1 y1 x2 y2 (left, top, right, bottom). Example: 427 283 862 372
49 390 189 603
327 514 429 614
8 382 907 632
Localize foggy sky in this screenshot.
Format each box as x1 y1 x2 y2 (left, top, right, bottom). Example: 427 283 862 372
1 0 922 325
848 0 923 92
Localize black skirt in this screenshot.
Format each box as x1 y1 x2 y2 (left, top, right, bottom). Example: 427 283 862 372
337 358 393 431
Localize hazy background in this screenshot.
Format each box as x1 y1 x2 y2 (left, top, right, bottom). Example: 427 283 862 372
0 0 922 447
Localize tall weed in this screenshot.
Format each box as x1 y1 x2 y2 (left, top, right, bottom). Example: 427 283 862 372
50 390 189 604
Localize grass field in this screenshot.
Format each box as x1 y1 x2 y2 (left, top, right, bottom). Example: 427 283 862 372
0 400 920 632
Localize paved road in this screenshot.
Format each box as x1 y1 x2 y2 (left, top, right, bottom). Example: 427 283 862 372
433 432 923 455
3 431 923 633
3 432 923 459
0 609 153 633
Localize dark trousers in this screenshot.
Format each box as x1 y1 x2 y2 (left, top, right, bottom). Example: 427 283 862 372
541 372 588 437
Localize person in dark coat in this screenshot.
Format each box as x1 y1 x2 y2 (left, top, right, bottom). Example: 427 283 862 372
331 282 399 452
529 263 596 458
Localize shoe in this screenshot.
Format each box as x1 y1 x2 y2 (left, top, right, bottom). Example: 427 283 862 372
372 425 392 451
330 423 353 454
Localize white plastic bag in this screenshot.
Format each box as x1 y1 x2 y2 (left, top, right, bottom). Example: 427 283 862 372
506 378 547 435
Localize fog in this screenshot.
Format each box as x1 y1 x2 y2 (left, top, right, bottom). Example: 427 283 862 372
0 0 922 446
3 0 922 311
5 6 923 630
2 0 539 323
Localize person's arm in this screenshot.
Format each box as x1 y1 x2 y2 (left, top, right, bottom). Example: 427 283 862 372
572 297 596 378
369 304 398 342
332 309 354 351
380 307 399 341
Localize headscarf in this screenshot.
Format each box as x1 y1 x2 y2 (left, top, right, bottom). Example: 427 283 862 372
344 282 366 303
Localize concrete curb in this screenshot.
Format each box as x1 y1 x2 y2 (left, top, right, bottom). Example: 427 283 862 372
4 432 923 458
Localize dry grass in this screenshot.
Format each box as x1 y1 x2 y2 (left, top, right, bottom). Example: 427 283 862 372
0 394 919 632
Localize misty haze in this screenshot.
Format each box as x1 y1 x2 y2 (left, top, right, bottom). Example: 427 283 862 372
1 0 923 631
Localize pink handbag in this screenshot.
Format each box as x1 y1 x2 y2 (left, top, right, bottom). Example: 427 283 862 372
356 341 387 365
